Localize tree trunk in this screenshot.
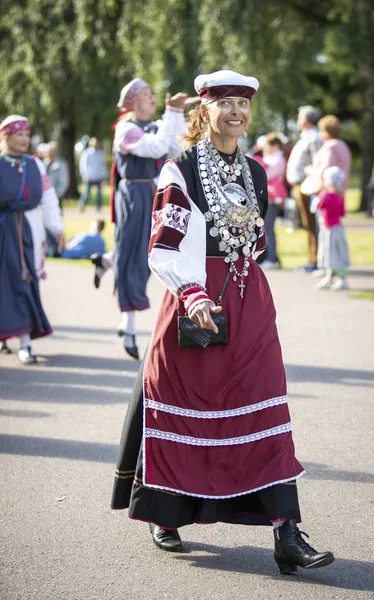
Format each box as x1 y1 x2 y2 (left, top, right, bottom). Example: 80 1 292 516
359 80 374 216
58 121 79 199
54 46 80 199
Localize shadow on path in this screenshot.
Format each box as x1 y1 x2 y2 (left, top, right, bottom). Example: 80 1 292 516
175 542 374 593
0 353 140 404
0 408 51 419
1 434 373 486
43 354 140 371
54 325 152 337
285 364 374 386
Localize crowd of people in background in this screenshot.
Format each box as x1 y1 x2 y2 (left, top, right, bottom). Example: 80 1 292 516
0 92 365 366
247 105 352 290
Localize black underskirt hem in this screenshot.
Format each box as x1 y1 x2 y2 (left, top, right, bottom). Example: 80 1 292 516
112 478 301 529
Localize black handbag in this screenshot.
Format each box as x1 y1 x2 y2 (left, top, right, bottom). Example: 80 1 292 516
177 270 230 349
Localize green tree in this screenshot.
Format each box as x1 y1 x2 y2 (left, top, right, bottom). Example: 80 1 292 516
0 0 126 196
1 0 372 211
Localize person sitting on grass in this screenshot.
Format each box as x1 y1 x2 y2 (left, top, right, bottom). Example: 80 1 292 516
61 219 106 259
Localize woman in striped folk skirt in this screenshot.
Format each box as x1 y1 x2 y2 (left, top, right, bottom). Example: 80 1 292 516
111 69 335 575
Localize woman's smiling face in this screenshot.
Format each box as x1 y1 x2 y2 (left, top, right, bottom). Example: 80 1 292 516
202 97 251 142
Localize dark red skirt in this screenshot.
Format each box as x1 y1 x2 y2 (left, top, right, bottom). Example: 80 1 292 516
142 256 304 498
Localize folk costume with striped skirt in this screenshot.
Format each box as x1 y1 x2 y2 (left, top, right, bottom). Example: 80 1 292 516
112 147 304 528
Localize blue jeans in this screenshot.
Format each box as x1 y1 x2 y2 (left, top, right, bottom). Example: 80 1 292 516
79 180 103 211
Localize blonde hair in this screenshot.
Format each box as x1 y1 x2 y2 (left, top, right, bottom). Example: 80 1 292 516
318 115 341 139
181 107 206 148
120 110 136 122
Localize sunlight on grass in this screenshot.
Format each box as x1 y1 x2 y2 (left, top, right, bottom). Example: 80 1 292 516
56 177 372 271
349 292 374 301
276 227 374 269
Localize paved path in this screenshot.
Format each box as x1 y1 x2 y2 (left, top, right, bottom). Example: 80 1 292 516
1 262 374 600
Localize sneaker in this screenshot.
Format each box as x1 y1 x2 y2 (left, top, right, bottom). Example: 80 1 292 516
18 346 37 365
296 264 317 273
260 260 279 271
330 278 349 291
312 269 326 278
316 276 333 290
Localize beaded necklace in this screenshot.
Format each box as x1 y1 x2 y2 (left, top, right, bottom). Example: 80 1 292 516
197 137 264 297
1 152 24 169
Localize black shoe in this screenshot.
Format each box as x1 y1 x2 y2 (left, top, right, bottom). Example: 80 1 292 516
1 341 12 354
274 519 334 574
90 254 104 289
118 330 139 360
149 524 183 553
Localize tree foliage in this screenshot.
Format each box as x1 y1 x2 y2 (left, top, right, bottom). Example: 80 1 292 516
0 0 373 209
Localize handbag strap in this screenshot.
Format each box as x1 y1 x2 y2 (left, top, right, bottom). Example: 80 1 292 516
216 268 231 306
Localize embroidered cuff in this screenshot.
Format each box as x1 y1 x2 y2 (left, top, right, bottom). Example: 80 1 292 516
185 291 211 314
176 283 210 314
186 295 212 315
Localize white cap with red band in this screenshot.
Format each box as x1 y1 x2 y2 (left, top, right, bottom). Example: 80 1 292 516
194 70 259 103
117 78 148 109
0 115 30 137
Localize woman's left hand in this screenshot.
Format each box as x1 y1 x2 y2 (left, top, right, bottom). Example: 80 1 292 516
189 301 222 334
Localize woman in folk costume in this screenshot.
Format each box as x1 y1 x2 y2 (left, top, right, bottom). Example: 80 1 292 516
0 115 63 364
95 79 187 359
111 71 334 574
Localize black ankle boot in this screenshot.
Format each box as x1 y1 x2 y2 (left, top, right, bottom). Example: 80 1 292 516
274 519 334 574
149 523 183 552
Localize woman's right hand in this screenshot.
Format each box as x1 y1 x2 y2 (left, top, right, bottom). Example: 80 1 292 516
165 92 188 109
188 301 222 334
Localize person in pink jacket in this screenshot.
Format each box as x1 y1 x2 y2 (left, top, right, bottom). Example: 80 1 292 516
311 166 350 290
305 115 351 194
253 133 288 269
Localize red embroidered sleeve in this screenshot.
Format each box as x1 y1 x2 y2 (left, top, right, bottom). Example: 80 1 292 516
149 183 191 253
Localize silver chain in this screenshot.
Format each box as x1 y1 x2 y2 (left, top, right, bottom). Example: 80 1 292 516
197 138 264 297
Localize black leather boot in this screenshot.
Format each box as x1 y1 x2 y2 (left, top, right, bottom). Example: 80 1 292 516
274 519 334 574
149 523 183 552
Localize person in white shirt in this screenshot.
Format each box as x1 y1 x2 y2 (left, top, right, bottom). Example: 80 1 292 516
45 142 70 208
79 138 108 212
106 78 188 359
286 106 322 272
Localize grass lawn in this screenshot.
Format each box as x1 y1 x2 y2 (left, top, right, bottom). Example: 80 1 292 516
349 292 374 301
57 178 373 271
276 228 374 269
